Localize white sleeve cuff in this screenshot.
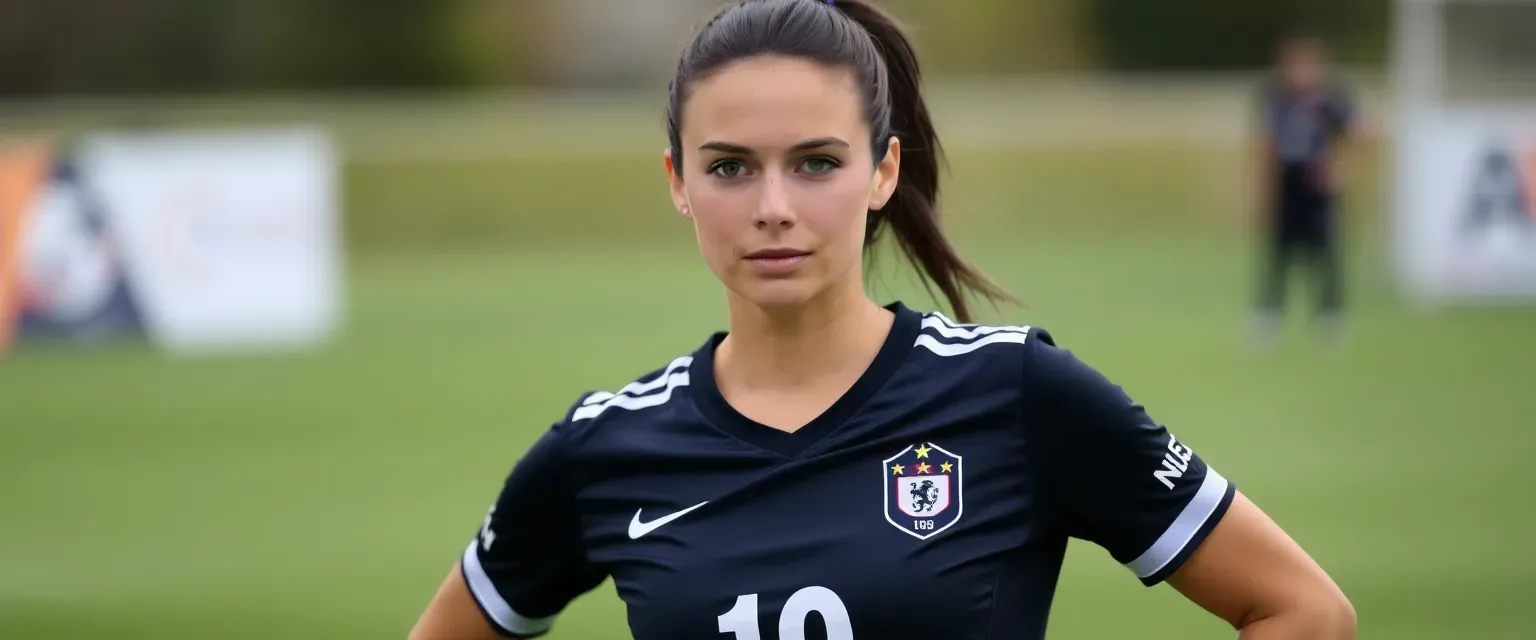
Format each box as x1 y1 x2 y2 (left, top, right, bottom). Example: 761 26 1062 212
462 540 560 637
1123 468 1231 579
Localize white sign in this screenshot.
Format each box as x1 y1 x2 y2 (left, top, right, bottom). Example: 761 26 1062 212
78 127 342 353
1394 112 1536 305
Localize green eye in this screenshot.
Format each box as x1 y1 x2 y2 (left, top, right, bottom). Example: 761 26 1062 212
709 160 747 178
801 157 840 174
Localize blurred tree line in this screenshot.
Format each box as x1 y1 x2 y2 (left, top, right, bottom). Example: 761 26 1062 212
0 0 1390 97
1080 0 1391 71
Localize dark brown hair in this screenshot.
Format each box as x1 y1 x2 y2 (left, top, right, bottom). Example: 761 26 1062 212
664 0 1015 322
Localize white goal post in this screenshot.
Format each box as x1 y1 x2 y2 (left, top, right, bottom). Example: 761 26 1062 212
1390 0 1536 305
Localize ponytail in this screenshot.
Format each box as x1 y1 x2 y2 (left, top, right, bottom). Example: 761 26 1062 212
832 0 1017 323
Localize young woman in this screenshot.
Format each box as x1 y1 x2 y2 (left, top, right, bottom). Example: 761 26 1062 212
411 2 1356 638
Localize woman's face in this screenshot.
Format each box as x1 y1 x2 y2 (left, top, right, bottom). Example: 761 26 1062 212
666 55 901 313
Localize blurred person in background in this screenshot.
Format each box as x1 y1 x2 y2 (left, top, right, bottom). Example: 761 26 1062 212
411 1 1357 639
1248 31 1364 354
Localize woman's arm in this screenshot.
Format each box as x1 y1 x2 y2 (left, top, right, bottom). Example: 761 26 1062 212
1168 492 1357 639
409 399 609 639
410 563 517 640
1016 330 1353 638
1249 132 1277 222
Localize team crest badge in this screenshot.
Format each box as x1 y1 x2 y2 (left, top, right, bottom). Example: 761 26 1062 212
883 442 963 540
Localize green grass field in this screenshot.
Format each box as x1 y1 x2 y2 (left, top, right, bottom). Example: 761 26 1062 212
2 128 1534 639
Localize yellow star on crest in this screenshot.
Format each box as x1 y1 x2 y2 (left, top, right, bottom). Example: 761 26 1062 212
914 444 932 458
891 464 904 476
915 462 932 475
940 461 953 473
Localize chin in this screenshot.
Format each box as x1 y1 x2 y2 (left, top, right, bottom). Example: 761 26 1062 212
732 278 826 313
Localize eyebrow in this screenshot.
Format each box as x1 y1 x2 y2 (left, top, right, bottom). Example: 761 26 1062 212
698 137 850 154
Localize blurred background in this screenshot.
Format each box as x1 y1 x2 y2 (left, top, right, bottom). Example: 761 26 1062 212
2 0 1533 638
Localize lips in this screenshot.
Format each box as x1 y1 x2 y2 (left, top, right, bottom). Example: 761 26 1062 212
744 248 812 276
745 248 811 259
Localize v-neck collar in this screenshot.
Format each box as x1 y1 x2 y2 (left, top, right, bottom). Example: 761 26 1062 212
690 302 921 458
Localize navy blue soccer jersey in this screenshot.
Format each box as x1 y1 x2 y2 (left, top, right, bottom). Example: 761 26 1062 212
1260 78 1356 167
460 303 1235 639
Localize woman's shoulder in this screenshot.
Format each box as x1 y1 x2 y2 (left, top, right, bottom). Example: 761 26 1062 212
907 309 1126 410
541 350 702 450
908 308 1039 364
909 309 1094 383
565 354 696 422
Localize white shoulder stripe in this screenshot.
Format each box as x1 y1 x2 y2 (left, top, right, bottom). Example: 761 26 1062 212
915 331 1030 357
572 367 691 421
461 540 558 637
579 356 694 407
921 313 1030 341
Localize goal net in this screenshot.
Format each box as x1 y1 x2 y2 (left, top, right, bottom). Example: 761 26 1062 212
1391 0 1536 304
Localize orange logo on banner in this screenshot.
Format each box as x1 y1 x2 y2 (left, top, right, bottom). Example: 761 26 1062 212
0 143 54 351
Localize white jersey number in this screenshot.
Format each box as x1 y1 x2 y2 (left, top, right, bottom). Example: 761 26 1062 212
718 586 853 640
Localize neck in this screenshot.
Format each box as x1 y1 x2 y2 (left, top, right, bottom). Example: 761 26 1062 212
716 286 893 392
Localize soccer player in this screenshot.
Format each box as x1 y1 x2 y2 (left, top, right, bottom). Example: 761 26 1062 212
411 2 1357 638
1248 32 1364 352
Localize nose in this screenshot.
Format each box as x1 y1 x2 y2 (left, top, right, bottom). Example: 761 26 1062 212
753 173 795 231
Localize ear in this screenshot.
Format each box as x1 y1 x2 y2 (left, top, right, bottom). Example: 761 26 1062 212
664 147 692 220
869 136 901 211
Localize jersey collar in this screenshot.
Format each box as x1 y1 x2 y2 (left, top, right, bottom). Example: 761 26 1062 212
690 301 922 458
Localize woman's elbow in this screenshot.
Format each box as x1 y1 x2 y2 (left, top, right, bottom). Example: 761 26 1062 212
1304 589 1358 639
1246 588 1357 639
1329 592 1359 638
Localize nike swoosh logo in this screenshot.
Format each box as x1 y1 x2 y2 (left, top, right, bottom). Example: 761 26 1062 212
628 501 709 540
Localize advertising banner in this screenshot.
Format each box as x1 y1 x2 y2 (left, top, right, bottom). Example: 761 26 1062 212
1394 113 1536 304
0 127 341 355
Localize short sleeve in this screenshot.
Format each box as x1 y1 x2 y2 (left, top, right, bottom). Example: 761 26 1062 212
461 400 607 638
1021 330 1235 586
